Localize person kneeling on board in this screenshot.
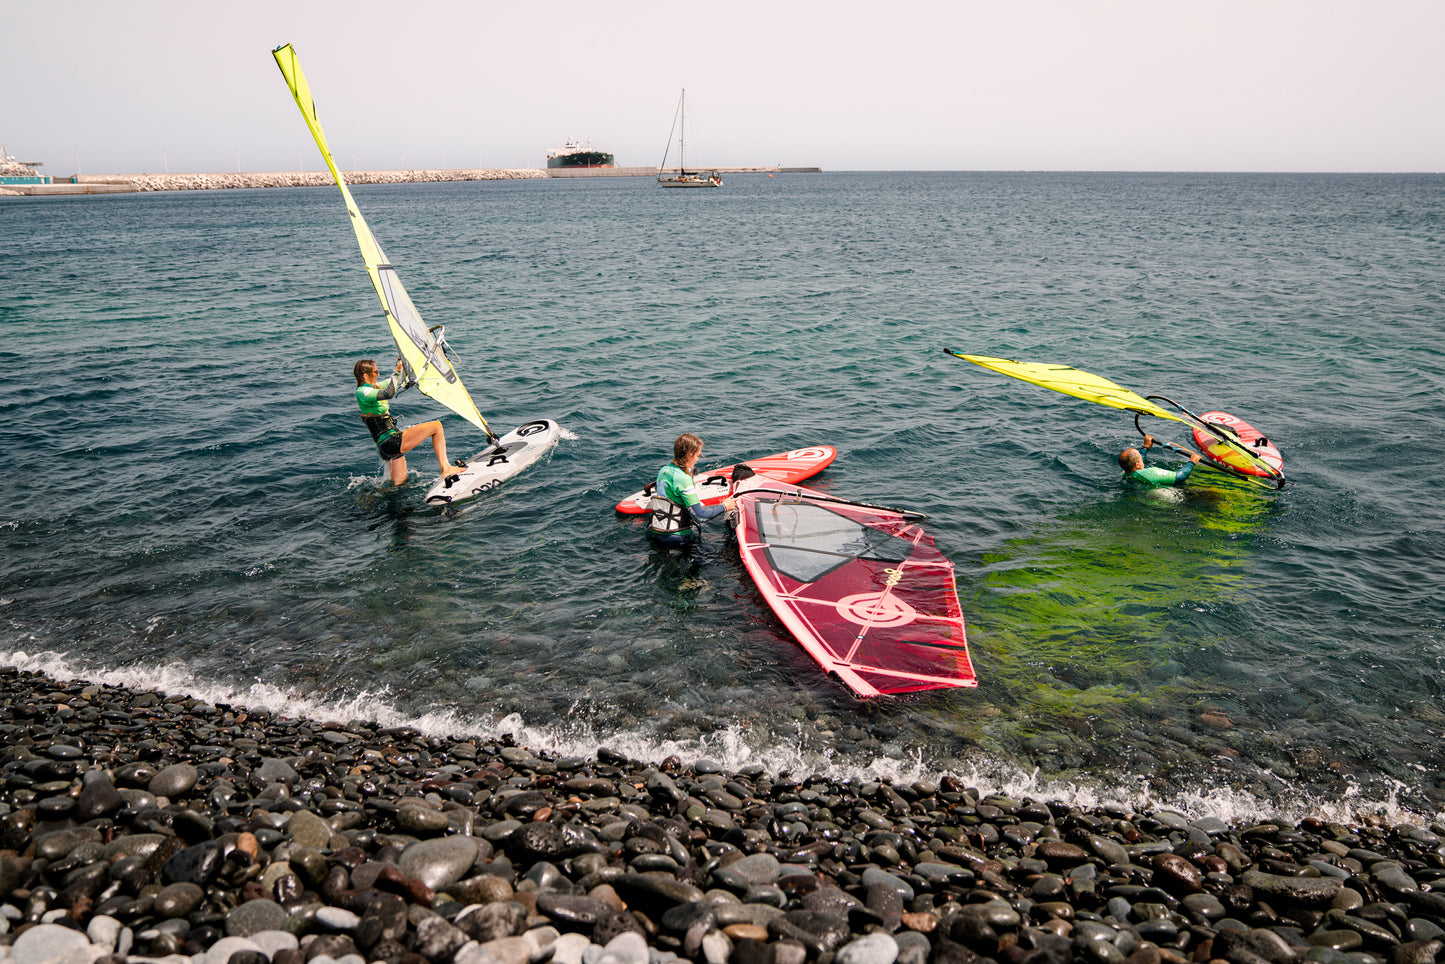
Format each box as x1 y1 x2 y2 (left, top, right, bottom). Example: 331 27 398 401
1119 434 1201 487
647 433 737 545
354 359 466 486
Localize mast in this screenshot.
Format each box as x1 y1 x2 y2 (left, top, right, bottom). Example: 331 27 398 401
679 89 687 175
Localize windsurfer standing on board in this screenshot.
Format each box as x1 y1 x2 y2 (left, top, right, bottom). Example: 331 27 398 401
354 359 466 486
647 433 737 545
1119 434 1201 487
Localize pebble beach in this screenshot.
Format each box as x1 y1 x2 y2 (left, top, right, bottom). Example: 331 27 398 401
4 665 1445 964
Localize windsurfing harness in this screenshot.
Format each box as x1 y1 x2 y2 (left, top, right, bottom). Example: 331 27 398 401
648 463 727 539
648 463 699 538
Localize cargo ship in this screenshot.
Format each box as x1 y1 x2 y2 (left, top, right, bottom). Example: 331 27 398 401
546 139 615 169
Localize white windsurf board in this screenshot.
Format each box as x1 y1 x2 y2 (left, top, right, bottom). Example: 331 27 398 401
423 419 561 507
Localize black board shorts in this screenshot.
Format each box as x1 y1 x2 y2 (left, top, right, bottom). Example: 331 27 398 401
376 432 404 462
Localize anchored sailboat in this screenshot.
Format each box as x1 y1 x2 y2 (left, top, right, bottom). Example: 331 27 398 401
272 44 560 505
657 89 721 188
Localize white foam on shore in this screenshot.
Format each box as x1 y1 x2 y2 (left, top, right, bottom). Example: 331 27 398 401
3 647 1435 829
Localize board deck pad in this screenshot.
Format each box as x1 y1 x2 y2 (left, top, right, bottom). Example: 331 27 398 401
615 445 836 515
730 477 976 698
423 419 560 507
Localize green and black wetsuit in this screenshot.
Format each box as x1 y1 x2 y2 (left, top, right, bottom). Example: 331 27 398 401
356 373 406 462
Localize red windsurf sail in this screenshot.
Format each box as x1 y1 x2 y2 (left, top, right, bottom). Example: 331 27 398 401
732 478 976 698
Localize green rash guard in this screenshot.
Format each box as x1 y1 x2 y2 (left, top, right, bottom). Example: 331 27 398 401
1127 450 1195 487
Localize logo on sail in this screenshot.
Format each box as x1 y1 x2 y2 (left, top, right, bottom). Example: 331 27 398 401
834 592 917 629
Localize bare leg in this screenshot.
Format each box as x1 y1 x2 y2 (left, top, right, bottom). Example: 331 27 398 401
400 421 464 477
388 456 409 486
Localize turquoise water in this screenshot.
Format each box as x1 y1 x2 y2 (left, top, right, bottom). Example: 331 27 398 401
3 172 1443 820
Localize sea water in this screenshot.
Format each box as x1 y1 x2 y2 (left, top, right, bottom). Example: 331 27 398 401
2 171 1442 821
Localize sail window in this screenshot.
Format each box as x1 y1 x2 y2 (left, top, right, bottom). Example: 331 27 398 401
755 502 912 583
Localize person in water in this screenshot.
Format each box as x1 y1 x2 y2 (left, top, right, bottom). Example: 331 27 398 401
353 358 466 486
1119 434 1202 486
647 433 738 545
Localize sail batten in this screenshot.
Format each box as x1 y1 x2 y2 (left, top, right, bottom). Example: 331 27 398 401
272 44 490 435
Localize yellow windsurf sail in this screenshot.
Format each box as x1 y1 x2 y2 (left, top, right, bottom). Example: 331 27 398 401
944 352 1189 424
272 44 492 437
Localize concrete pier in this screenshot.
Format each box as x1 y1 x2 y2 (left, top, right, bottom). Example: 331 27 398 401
0 169 547 196
0 181 138 196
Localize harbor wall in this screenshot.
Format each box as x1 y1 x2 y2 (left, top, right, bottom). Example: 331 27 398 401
1 166 821 196
0 169 547 196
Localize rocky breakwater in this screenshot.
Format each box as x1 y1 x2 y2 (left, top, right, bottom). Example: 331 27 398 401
2 664 1445 964
0 160 42 196
121 170 546 192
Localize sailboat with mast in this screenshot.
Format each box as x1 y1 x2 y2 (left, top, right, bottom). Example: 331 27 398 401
657 89 721 188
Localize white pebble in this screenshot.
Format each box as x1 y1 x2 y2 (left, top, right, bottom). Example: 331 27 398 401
600 932 648 964
249 930 300 958
836 933 900 964
454 944 502 964
10 924 93 964
526 927 559 961
315 907 361 931
203 936 263 964
701 931 732 964
87 916 122 952
553 933 593 964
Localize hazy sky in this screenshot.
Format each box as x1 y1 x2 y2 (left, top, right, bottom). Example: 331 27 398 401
4 0 1441 174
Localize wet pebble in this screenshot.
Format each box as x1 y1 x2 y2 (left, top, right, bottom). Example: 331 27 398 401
148 761 199 797
397 834 479 890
